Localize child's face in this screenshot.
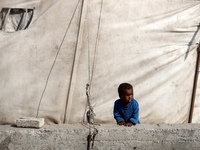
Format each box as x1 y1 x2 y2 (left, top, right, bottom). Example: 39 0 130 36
120 88 134 107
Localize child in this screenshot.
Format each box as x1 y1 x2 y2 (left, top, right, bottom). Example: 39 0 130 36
114 83 140 127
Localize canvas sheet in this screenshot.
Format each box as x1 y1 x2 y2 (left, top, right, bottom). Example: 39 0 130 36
0 0 82 124
0 0 200 124
65 0 200 124
0 0 40 9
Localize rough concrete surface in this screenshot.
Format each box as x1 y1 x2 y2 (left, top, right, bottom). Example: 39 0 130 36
0 123 200 150
16 117 44 128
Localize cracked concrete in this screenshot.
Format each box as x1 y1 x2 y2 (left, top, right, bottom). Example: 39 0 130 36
0 124 200 150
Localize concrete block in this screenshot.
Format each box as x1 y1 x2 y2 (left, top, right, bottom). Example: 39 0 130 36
16 117 44 128
1 124 200 149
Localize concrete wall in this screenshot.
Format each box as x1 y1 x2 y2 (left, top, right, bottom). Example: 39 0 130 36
1 124 200 150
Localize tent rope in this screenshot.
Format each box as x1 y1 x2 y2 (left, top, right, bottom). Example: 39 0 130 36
83 0 104 149
36 0 81 118
85 84 98 150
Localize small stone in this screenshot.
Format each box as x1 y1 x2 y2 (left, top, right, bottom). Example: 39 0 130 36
16 117 44 128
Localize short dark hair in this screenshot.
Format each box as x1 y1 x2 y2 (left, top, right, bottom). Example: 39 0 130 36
118 83 133 95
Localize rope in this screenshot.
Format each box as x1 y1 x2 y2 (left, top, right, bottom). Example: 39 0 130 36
36 0 81 118
85 83 98 150
83 0 104 149
89 0 104 86
63 0 83 124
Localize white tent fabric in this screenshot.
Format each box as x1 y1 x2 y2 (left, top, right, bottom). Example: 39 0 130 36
0 0 40 8
0 0 200 124
0 0 82 124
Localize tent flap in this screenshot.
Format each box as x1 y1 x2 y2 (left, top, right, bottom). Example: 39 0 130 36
0 0 200 124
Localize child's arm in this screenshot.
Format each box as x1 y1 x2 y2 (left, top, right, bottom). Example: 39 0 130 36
129 100 140 125
114 103 125 124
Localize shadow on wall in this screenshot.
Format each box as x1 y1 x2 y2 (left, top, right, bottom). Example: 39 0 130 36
185 23 200 60
0 8 34 32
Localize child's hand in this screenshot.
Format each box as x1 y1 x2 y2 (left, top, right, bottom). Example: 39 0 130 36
125 122 134 127
118 121 126 126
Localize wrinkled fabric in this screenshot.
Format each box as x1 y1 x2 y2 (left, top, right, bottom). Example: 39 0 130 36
0 0 82 124
0 0 40 9
0 8 34 32
0 0 200 124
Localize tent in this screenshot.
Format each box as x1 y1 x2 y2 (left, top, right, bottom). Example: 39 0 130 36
0 0 200 125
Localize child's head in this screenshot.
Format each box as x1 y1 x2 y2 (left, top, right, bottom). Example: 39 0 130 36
118 83 134 107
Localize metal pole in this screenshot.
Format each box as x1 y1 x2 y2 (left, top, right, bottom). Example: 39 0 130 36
188 45 200 123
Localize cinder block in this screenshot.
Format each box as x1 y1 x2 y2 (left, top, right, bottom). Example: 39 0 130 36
16 117 44 128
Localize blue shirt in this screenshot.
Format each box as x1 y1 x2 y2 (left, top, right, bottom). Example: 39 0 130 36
114 99 140 124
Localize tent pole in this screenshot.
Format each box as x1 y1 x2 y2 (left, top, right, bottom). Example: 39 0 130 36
188 45 200 123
